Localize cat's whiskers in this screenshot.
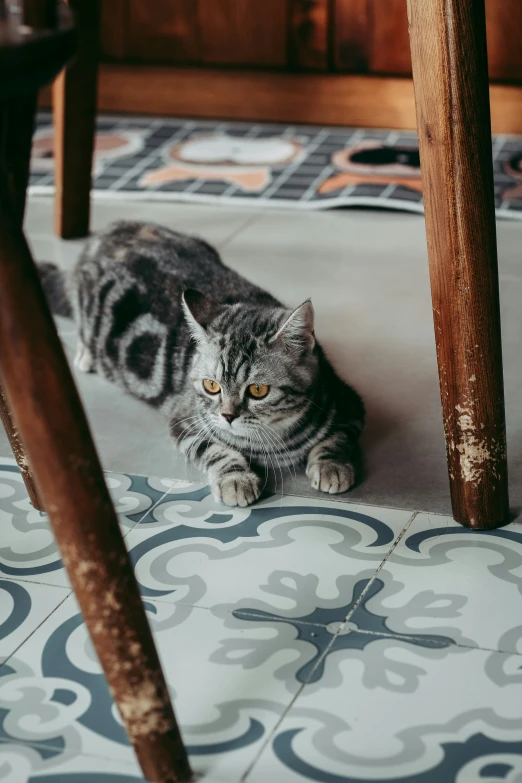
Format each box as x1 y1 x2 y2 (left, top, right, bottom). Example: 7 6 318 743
188 418 214 461
252 429 270 496
178 415 212 463
258 424 295 485
261 423 297 481
177 416 206 445
257 427 284 502
302 394 327 414
246 429 253 471
172 413 204 430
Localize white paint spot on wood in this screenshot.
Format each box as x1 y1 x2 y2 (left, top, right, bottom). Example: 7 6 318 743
454 404 505 486
118 679 172 738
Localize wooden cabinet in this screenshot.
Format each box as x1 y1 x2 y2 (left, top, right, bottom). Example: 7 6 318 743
348 0 522 80
198 0 288 67
99 0 522 83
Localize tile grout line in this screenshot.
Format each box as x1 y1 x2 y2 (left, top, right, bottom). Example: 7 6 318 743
2 583 517 659
0 734 138 767
240 686 305 781
342 511 420 626
144 596 522 658
0 574 67 588
216 211 264 251
121 478 181 541
241 510 420 781
0 592 73 669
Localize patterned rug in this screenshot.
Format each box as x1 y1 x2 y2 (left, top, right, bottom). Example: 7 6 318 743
30 112 522 219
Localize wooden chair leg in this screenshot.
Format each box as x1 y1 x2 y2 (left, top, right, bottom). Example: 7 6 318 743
0 94 37 227
0 212 192 783
0 388 43 510
407 0 509 529
0 94 44 509
52 0 99 239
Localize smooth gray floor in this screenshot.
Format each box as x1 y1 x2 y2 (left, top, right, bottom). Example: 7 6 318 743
4 196 522 517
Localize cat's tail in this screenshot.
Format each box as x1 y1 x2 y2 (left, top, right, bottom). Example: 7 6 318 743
37 263 73 318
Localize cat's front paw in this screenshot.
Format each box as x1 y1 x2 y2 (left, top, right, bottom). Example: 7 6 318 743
212 470 261 507
306 461 355 494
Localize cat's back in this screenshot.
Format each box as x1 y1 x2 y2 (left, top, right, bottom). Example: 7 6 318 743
75 220 280 314
76 220 223 283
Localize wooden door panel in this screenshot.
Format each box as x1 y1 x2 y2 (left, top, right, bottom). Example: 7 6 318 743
367 0 522 81
199 0 288 67
127 0 201 63
486 1 522 81
333 0 370 72
105 0 522 83
289 0 329 71
369 0 410 75
100 0 128 60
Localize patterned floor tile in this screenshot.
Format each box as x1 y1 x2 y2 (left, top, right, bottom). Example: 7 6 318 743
0 743 145 783
0 594 321 782
0 580 69 665
350 512 522 654
124 480 413 622
246 637 522 782
0 460 179 587
5 453 519 781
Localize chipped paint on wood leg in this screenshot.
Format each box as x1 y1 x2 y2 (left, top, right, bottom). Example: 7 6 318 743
453 402 506 488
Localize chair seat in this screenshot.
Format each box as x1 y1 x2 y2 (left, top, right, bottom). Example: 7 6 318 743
0 4 75 97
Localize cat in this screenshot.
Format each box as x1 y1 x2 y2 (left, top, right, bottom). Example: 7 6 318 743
40 221 365 507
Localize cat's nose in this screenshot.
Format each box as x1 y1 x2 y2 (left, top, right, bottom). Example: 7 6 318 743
221 412 237 424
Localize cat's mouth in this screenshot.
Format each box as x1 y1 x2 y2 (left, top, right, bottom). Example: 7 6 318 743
213 416 253 438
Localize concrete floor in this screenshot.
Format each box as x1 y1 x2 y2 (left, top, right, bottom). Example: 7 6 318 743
4 196 522 517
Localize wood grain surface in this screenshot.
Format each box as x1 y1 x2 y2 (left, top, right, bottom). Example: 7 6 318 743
52 0 99 238
407 0 509 528
0 213 191 780
289 0 329 71
40 65 522 133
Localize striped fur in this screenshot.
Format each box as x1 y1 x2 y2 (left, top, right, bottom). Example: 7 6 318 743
43 220 365 507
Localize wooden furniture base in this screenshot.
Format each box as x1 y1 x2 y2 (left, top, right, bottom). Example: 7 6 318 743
40 65 522 134
407 0 509 529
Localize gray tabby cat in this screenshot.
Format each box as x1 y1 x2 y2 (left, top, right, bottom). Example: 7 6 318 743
42 220 364 507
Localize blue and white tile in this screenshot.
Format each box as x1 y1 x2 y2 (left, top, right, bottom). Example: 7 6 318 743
0 580 69 665
246 638 522 782
0 742 146 783
125 480 413 621
0 593 327 782
349 512 522 654
0 459 179 587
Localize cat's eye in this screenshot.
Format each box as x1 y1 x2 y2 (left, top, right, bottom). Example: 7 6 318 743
248 383 270 399
203 379 221 395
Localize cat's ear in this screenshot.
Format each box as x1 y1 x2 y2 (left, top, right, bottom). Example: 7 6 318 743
182 289 222 340
270 299 315 351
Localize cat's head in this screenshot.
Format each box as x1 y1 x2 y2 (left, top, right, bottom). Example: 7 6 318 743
182 289 318 439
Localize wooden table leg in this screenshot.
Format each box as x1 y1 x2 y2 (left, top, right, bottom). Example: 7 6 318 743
0 212 192 783
52 0 99 239
406 0 509 529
